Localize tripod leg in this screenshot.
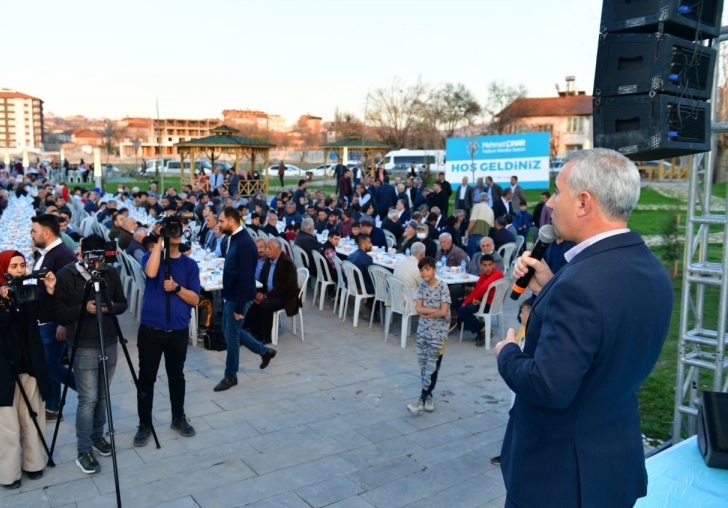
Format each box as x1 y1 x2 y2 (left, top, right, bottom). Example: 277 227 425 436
107 298 161 449
13 374 53 465
117 335 161 449
48 282 91 466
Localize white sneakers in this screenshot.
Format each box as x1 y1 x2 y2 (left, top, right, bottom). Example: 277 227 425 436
407 396 435 415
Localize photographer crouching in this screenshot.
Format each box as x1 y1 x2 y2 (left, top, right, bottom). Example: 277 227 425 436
54 235 127 475
0 251 55 489
134 214 200 447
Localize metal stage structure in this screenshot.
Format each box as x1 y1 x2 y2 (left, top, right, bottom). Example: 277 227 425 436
672 26 728 443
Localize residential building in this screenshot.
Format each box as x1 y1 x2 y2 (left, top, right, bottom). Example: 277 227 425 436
0 88 44 151
118 117 217 157
496 77 593 158
72 128 102 146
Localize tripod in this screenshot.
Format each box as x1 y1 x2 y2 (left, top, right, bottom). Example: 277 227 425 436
47 271 160 508
0 338 54 466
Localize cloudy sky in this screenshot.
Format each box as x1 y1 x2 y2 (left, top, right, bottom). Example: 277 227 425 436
5 0 721 123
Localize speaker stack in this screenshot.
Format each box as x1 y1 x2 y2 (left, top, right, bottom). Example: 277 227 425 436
593 0 724 160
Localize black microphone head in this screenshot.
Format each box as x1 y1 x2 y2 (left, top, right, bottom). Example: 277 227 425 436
538 224 556 244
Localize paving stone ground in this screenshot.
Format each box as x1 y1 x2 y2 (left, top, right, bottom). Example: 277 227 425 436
0 289 521 508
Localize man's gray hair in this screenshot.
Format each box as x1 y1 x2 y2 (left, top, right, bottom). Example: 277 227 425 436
564 148 640 221
478 193 489 202
431 206 441 215
301 217 314 232
414 177 422 184
267 237 284 250
388 209 398 220
410 242 426 258
397 184 405 192
438 232 452 242
255 237 266 245
133 227 148 240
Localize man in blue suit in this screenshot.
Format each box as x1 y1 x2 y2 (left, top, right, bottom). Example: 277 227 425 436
495 148 673 508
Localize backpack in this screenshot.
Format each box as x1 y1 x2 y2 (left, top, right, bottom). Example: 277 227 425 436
201 325 226 351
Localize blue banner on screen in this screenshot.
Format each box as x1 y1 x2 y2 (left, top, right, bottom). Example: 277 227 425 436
445 132 550 189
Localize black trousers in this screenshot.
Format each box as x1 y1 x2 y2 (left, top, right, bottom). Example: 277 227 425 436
136 325 188 425
246 297 286 343
421 351 443 401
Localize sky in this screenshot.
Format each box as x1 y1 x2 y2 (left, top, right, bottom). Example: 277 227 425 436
3 0 713 124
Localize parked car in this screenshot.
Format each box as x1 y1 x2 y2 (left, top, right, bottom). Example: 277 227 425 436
267 164 304 176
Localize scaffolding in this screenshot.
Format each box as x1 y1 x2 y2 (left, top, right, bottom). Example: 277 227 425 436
672 26 728 443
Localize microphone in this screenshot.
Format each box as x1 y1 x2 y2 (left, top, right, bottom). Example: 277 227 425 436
510 224 556 300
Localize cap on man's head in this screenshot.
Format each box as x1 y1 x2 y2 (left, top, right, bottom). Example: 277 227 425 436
416 223 428 231
406 220 418 230
359 216 374 226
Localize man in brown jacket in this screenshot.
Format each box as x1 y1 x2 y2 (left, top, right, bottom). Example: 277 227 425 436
246 238 301 344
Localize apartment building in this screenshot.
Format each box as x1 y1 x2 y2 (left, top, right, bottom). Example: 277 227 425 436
118 117 217 157
0 88 44 151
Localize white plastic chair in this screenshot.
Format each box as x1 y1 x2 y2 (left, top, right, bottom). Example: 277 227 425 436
332 256 348 318
514 235 525 255
270 268 308 345
384 275 419 348
311 250 336 311
367 265 391 328
246 227 258 238
498 242 517 277
458 278 511 349
383 229 397 250
341 261 375 327
290 245 310 302
127 257 147 321
279 238 293 258
257 230 269 241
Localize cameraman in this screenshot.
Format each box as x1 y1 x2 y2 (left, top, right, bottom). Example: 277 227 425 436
134 219 200 447
30 214 77 422
0 251 55 489
54 234 127 475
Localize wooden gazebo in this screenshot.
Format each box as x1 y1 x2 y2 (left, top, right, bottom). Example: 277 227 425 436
321 134 389 178
175 125 275 196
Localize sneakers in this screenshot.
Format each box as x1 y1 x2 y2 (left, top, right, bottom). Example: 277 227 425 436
92 436 112 457
76 451 101 474
171 415 196 437
424 395 435 412
491 455 501 466
448 318 459 333
406 399 424 416
133 424 151 447
46 409 63 422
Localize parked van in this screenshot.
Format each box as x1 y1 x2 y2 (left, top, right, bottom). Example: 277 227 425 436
383 149 445 174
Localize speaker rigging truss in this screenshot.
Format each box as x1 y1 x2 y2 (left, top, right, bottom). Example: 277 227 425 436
672 24 728 444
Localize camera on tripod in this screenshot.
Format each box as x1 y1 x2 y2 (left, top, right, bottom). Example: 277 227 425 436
3 268 49 304
80 241 119 277
156 211 194 238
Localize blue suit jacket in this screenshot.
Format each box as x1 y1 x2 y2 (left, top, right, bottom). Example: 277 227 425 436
497 232 672 508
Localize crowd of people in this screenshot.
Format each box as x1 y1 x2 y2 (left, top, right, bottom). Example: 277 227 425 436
0 148 670 507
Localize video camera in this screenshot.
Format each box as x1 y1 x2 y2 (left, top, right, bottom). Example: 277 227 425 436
156 211 194 238
3 269 49 304
80 241 119 278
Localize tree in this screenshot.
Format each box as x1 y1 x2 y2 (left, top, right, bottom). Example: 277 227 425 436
101 121 118 159
482 80 528 134
366 77 430 148
332 108 363 139
430 83 482 139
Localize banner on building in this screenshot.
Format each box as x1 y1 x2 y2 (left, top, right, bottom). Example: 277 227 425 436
445 132 550 189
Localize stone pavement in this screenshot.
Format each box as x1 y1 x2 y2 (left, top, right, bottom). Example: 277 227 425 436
0 290 522 508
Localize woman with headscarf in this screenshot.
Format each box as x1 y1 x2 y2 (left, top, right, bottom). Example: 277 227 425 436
0 250 56 489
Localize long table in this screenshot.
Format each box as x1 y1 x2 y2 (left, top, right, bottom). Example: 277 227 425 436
333 245 479 285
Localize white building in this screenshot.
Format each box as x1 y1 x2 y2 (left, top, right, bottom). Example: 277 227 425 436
0 88 44 152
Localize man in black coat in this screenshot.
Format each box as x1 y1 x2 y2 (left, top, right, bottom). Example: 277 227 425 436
375 178 398 220
492 188 514 220
247 238 301 344
381 210 404 243
293 218 322 278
